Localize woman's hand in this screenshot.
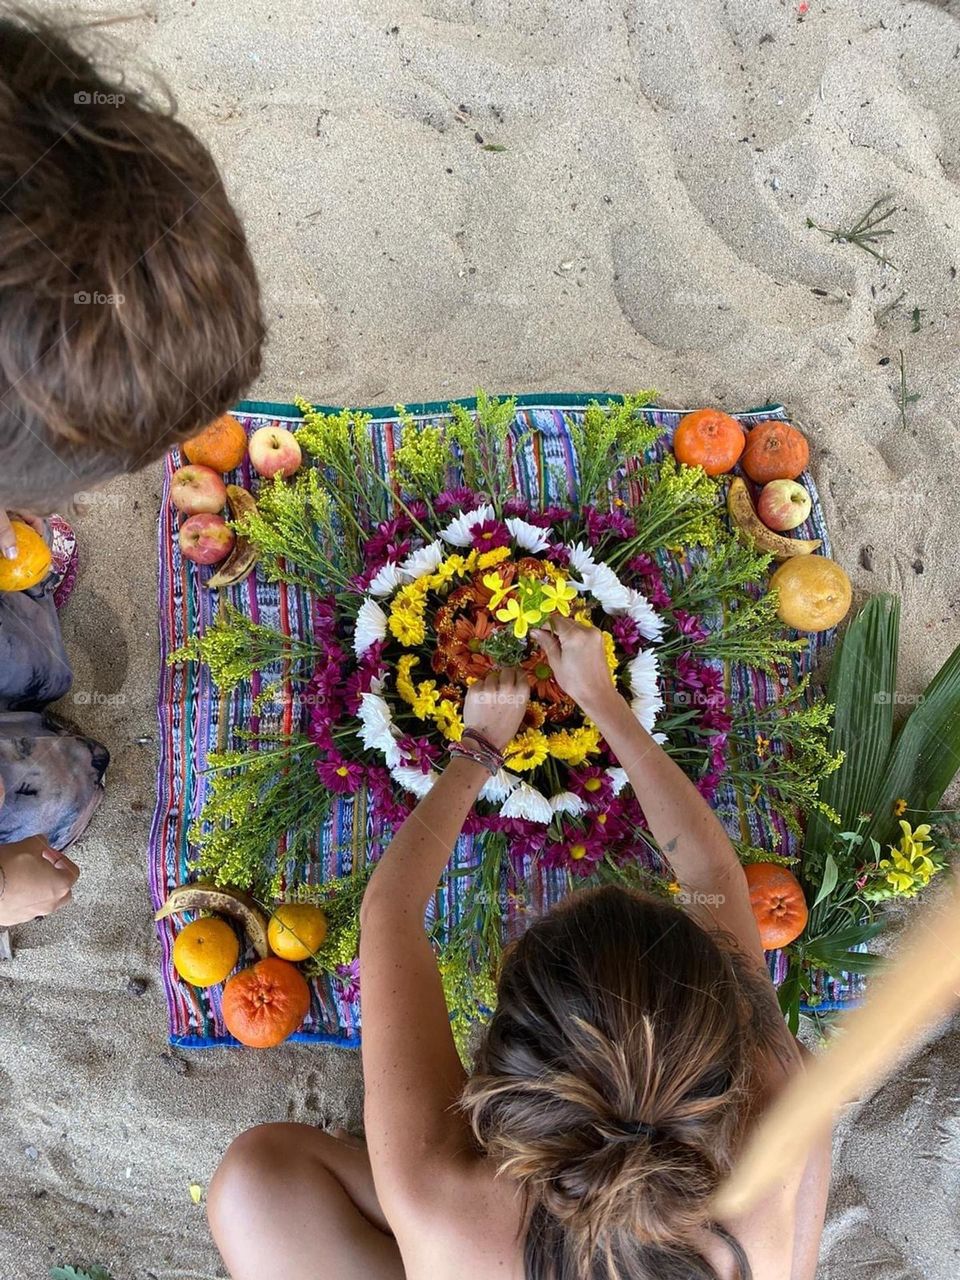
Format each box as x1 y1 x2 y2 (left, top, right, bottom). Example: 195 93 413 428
531 616 622 720
0 836 79 927
0 509 46 559
463 666 530 752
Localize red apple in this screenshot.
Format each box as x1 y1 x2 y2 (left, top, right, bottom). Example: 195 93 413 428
757 479 812 532
170 464 228 515
249 425 302 479
178 513 235 565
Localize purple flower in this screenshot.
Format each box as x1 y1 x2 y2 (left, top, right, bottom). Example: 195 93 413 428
674 609 710 644
470 519 511 551
367 766 414 828
541 832 605 877
435 486 483 514
317 755 366 794
334 958 361 1002
627 554 660 577
397 734 442 773
584 506 637 542
503 497 533 519
364 518 411 566
700 707 733 734
695 770 722 802
312 596 338 643
569 765 614 806
708 733 729 773
612 615 642 657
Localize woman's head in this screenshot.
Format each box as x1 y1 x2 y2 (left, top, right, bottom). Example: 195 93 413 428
461 885 760 1280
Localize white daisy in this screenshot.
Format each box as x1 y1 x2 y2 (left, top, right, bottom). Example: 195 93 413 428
566 542 596 576
500 781 554 824
353 599 388 656
630 688 664 734
367 560 408 597
606 767 629 796
625 587 665 641
626 649 660 701
357 692 401 766
652 731 668 745
391 764 439 798
549 791 587 817
399 540 444 580
584 562 633 612
480 769 521 804
506 517 551 553
439 504 495 547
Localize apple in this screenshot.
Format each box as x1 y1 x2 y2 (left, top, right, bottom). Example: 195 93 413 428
757 479 812 532
249 426 302 479
178 513 235 565
170 464 227 515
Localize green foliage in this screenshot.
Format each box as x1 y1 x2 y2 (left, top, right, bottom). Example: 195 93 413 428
393 410 450 498
168 603 323 694
448 391 519 510
234 467 358 590
615 455 724 558
436 932 498 1064
298 868 373 975
566 392 661 501
698 592 807 669
50 1269 113 1280
190 738 330 898
667 539 773 612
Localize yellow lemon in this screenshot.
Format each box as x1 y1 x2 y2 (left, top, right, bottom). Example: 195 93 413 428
172 917 240 988
769 556 852 632
268 904 328 962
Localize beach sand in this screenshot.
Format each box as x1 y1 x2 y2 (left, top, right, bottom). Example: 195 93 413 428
2 0 959 1275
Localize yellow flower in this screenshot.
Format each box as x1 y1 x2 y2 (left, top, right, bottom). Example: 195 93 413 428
389 609 425 647
396 654 418 705
411 681 440 719
477 546 511 570
573 607 593 626
893 797 908 817
496 595 543 639
547 724 601 766
601 630 618 675
504 728 549 772
482 571 514 610
540 577 577 617
756 734 771 759
428 556 465 588
434 699 464 741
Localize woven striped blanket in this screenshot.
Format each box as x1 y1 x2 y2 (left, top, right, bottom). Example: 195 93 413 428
152 395 855 1049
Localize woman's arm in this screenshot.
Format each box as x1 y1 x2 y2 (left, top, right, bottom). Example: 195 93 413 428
533 618 767 967
360 667 529 1218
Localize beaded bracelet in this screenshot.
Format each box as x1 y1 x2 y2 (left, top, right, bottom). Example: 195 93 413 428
461 727 502 758
448 738 504 776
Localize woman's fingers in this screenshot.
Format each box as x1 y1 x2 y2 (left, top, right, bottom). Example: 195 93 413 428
531 627 561 664
0 509 16 560
40 847 80 884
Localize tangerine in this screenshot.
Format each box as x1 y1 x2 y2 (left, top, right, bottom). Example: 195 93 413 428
744 863 808 949
741 420 809 483
0 521 52 592
222 957 311 1048
769 555 852 632
172 916 240 987
182 413 248 473
268 904 328 962
673 408 745 476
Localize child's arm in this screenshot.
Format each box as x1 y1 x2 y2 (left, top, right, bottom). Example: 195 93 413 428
359 668 529 1222
0 835 79 927
533 618 768 969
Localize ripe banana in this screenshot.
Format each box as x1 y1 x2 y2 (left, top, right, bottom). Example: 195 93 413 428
155 883 270 958
726 477 822 561
207 485 259 589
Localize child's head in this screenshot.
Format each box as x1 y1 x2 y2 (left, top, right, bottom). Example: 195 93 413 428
0 11 264 508
462 885 761 1279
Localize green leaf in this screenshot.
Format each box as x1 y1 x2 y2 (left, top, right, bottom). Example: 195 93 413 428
804 947 886 977
778 960 801 1034
810 851 839 909
863 636 960 847
806 920 885 951
50 1268 113 1280
804 595 900 861
482 143 508 152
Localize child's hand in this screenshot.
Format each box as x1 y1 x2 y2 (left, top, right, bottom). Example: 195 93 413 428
463 667 530 753
531 616 621 719
0 836 79 927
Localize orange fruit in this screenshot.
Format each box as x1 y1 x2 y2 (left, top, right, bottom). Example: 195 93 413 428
182 413 248 473
673 408 745 476
172 917 240 987
222 957 311 1048
0 521 52 592
268 904 328 962
769 556 852 632
741 420 809 483
744 863 808 949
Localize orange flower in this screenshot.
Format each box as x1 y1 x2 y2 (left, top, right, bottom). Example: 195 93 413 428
521 649 566 703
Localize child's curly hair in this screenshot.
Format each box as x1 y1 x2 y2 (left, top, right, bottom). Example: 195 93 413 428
461 885 777 1280
0 9 264 505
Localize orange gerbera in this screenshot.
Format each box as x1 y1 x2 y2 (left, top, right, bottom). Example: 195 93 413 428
521 649 566 703
435 609 496 682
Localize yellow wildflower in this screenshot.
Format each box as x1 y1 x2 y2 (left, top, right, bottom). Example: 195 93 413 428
389 609 425 647
504 728 550 772
756 734 771 759
411 681 440 719
428 556 465 588
482 571 514 610
892 797 908 817
540 577 578 617
547 724 601 766
496 595 543 639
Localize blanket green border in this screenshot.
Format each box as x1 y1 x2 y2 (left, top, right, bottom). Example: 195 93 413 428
235 394 785 420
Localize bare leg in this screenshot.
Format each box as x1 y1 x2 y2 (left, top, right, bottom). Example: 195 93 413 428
208 1123 405 1280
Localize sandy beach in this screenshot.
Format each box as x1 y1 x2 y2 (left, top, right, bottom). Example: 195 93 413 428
2 1 959 1276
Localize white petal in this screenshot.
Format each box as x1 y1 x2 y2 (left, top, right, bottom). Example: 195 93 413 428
368 561 407 597
652 731 668 745
353 599 388 656
630 689 664 734
399 540 444 580
500 782 553 824
391 764 439 798
506 517 551 553
625 588 665 641
626 649 660 700
585 563 632 611
479 768 521 803
566 542 596 576
439 504 495 547
606 767 629 796
549 791 587 817
358 692 401 766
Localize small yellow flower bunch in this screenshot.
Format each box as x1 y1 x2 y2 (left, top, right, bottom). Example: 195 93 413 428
864 819 943 901
491 572 578 638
